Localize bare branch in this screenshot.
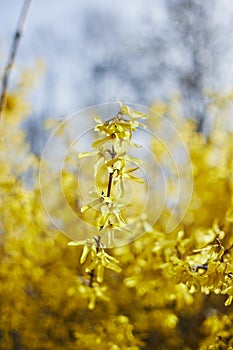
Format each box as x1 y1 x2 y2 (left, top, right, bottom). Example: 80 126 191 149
0 0 32 118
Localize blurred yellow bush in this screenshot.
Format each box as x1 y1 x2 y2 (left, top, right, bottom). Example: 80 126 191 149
0 86 233 350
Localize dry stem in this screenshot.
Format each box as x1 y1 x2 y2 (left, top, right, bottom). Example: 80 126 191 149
0 0 32 118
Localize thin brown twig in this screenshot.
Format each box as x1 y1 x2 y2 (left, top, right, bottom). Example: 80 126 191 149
0 0 32 118
107 171 114 197
107 145 116 197
89 147 116 286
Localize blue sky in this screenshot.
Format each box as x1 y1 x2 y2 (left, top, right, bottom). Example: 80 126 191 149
1 0 233 120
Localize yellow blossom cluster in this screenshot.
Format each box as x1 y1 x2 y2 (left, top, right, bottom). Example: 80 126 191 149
68 102 150 308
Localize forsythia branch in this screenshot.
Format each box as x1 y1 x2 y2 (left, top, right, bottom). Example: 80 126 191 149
0 0 32 118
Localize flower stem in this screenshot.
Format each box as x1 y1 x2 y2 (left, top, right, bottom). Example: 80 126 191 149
107 145 116 198
107 172 113 197
89 148 116 285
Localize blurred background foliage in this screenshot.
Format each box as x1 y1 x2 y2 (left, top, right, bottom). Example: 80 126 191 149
1 1 233 349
